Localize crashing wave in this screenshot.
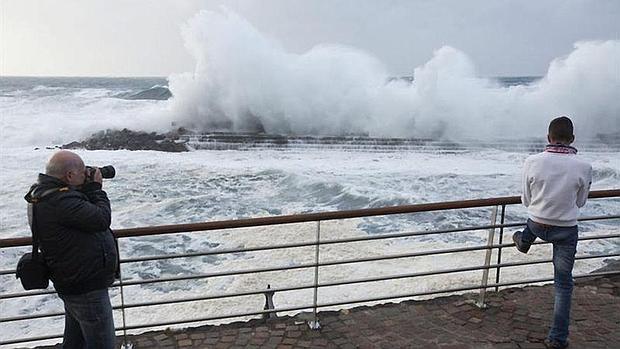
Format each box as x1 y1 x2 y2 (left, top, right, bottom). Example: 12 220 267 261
163 9 620 140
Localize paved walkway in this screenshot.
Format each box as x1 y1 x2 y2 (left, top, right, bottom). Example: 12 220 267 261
102 273 620 349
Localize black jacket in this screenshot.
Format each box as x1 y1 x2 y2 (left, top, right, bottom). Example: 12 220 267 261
24 174 118 295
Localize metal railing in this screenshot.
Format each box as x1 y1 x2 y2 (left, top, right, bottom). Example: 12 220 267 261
1 189 619 347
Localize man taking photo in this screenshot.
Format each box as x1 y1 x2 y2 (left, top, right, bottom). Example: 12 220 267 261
24 150 117 349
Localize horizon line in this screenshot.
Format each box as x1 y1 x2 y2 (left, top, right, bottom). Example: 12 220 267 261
1 74 544 79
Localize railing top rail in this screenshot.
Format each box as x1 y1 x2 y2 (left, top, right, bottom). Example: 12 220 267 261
1 189 618 248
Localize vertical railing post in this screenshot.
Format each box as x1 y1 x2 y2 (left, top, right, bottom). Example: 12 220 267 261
262 284 276 319
116 239 130 349
308 220 321 330
476 206 498 308
494 204 506 292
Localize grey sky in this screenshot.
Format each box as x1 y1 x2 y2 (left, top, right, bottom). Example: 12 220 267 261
1 0 618 77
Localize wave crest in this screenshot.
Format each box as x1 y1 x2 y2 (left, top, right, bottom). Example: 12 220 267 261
164 10 620 140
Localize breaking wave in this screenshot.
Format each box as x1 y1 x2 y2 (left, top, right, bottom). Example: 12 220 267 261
166 9 620 140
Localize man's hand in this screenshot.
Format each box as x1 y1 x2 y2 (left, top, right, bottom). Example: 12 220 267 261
92 167 103 185
80 167 104 192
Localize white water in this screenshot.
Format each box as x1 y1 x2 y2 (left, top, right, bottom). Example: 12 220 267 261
1 147 618 345
166 10 620 139
1 8 619 347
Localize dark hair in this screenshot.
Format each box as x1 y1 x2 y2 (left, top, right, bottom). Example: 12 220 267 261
548 116 574 143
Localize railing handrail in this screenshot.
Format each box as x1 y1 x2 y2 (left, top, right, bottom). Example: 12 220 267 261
1 189 619 248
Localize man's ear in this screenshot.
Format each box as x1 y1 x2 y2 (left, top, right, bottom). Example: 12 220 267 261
547 134 552 144
569 134 575 144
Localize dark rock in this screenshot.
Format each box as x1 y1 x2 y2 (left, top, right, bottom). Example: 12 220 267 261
62 128 189 152
62 141 82 149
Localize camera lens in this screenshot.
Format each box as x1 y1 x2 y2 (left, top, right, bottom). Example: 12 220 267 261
100 165 116 179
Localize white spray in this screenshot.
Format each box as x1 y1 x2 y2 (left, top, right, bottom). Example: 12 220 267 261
166 9 620 140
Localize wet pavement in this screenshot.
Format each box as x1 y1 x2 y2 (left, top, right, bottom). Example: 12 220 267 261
101 273 620 349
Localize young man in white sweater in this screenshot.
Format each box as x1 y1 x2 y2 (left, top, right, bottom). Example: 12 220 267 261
513 116 592 349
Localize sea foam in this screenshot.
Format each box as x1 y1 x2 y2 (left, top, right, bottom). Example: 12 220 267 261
165 9 620 140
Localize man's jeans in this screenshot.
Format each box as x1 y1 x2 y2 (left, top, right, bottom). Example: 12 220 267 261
59 288 115 349
519 219 578 345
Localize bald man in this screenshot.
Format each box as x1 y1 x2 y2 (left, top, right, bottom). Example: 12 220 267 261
24 150 117 349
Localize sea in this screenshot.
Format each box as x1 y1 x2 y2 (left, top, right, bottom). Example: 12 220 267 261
1 10 619 345
1 74 619 346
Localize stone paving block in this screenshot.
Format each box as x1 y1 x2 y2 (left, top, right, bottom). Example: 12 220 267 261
438 344 472 349
517 343 545 349
468 317 482 324
206 331 220 338
526 332 546 341
313 338 329 346
189 333 205 340
136 339 154 347
281 338 296 345
509 334 527 342
332 337 348 345
343 319 356 326
491 344 519 349
154 334 169 341
255 326 269 332
220 335 236 343
254 330 270 338
249 337 266 345
266 336 283 345
222 329 237 336
297 340 312 347
286 330 302 338
159 339 174 346
178 339 193 347
204 337 219 345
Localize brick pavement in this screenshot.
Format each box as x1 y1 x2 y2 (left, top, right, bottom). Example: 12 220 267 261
100 274 620 349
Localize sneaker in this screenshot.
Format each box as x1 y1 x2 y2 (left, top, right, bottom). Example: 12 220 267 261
543 338 569 349
512 231 530 254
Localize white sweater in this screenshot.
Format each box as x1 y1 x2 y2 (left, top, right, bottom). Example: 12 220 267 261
521 151 592 226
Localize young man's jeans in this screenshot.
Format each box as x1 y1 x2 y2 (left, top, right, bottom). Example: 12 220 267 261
59 288 115 349
519 219 578 345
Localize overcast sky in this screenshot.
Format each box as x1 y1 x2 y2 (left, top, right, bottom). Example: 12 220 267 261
1 0 618 77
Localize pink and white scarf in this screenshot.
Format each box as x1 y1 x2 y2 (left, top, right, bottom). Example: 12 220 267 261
545 144 578 154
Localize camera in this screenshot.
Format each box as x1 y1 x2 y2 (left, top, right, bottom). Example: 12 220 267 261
86 165 116 182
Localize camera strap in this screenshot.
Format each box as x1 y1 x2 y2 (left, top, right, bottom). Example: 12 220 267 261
27 203 41 259
27 187 66 259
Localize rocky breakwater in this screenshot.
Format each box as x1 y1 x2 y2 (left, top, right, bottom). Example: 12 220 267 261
63 128 189 152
